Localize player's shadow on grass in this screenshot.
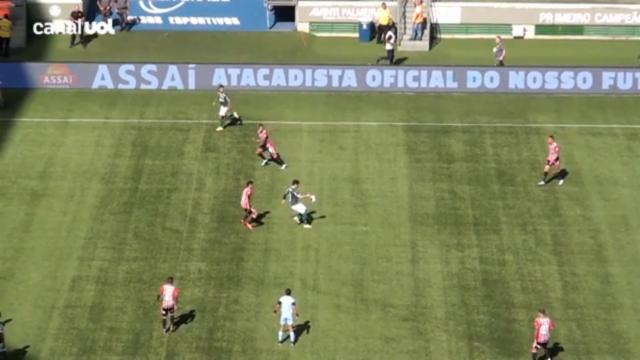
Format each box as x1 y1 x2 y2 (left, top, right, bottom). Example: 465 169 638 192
5 345 31 360
307 211 326 225
172 310 196 333
280 321 311 345
394 57 408 66
537 342 564 360
252 211 270 228
548 169 569 184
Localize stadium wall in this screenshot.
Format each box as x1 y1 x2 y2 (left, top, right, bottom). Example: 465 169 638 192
297 1 640 39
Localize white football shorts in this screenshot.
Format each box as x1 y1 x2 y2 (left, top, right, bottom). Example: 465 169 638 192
219 106 229 117
291 203 307 214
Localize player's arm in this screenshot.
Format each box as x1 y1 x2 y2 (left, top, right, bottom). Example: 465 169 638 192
157 287 163 302
273 302 281 315
281 191 288 204
293 303 299 318
298 192 314 199
174 289 179 311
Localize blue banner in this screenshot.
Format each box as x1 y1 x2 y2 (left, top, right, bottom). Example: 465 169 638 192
127 0 267 31
1 63 640 94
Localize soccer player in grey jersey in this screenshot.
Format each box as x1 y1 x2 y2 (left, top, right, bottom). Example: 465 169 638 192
493 36 506 66
214 85 242 131
282 179 315 228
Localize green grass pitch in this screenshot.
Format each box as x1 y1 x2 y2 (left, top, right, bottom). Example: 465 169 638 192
0 90 639 359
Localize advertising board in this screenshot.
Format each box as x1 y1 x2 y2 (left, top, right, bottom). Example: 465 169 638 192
1 63 639 94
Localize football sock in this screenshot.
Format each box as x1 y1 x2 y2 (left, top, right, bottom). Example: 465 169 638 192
162 318 166 330
257 153 266 160
290 331 295 344
542 171 548 180
531 352 537 360
278 331 283 343
169 315 175 328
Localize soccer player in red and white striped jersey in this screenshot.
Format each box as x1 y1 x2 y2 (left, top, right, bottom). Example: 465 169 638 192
157 276 179 334
256 124 287 170
538 135 564 186
531 309 555 360
241 180 257 230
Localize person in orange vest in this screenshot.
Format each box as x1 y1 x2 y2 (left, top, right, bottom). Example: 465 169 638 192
409 0 425 41
0 13 12 58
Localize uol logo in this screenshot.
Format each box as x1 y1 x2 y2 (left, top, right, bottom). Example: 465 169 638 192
40 64 76 89
139 0 187 14
33 19 116 35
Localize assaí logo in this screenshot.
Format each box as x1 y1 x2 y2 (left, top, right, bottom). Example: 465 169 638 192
33 19 116 35
40 64 76 89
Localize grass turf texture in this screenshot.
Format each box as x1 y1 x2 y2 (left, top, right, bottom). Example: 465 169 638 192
7 32 640 66
1 91 640 359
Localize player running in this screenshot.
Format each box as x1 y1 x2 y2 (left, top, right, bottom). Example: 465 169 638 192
241 180 258 230
282 179 316 229
531 309 555 360
538 135 564 186
214 85 242 131
256 123 287 169
157 276 180 334
273 288 299 346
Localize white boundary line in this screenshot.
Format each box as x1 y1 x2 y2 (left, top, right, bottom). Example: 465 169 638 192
2 117 640 129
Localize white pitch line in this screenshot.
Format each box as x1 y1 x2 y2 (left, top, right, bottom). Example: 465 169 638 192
2 117 640 129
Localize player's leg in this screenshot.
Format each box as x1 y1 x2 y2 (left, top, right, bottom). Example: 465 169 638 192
539 162 551 185
257 146 270 166
540 342 550 360
554 161 564 186
161 308 168 333
278 323 285 344
269 147 287 169
291 204 308 226
288 323 295 345
216 107 228 131
168 308 176 332
242 208 254 229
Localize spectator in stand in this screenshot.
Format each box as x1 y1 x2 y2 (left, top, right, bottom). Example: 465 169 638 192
375 2 392 44
376 23 396 65
0 13 11 58
493 35 506 66
69 5 85 48
97 0 113 22
409 0 425 41
113 0 130 31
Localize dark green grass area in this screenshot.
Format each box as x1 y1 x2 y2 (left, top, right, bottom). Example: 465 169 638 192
0 90 639 359
9 32 640 66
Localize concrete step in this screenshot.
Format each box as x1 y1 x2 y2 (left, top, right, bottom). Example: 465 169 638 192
399 39 429 51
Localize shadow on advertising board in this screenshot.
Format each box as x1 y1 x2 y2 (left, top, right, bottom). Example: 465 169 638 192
127 0 268 31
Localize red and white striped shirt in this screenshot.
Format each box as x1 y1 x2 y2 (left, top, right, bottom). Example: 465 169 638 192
159 284 179 309
257 127 269 146
547 141 560 162
534 315 555 343
241 185 253 209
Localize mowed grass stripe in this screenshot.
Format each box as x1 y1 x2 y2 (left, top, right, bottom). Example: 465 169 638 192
0 123 111 357
3 90 640 128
